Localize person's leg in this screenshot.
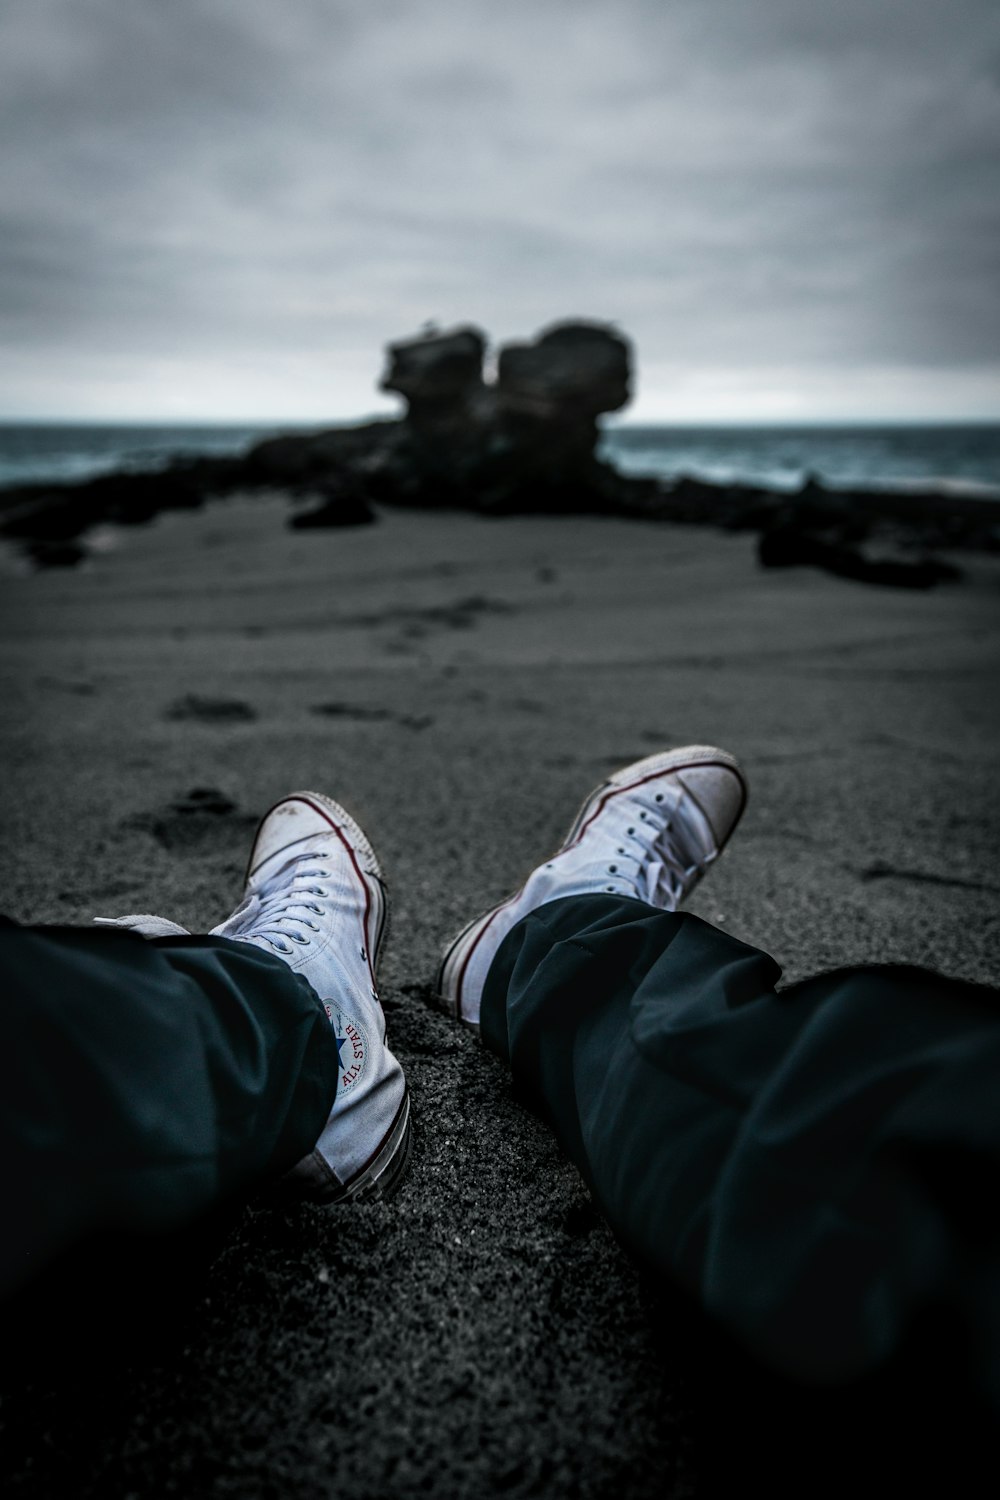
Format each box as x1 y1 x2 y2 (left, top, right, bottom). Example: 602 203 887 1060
0 919 338 1296
1 786 411 1298
437 743 1000 1397
479 895 1000 1388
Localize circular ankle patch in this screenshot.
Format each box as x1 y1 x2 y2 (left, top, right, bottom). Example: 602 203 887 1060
325 1005 369 1094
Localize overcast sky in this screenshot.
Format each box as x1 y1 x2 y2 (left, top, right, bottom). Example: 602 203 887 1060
2 0 998 422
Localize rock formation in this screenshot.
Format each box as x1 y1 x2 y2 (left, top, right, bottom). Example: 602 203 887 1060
381 324 487 428
0 319 994 587
352 319 634 516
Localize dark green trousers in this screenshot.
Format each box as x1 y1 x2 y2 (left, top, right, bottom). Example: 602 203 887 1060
0 921 337 1298
6 904 999 1396
481 895 1000 1390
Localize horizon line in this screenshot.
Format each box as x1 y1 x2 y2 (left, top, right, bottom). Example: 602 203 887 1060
1 414 999 429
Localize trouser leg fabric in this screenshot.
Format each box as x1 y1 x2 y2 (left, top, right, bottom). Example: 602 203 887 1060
480 895 1000 1387
0 922 338 1296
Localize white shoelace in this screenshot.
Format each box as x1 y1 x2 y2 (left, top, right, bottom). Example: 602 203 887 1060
574 782 716 907
210 851 334 954
93 913 192 938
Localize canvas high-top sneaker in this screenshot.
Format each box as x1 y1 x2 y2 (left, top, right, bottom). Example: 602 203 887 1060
437 745 747 1029
212 791 410 1202
99 791 410 1203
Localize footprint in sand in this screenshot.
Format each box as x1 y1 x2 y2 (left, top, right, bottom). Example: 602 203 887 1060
165 695 258 724
310 703 434 731
125 787 257 852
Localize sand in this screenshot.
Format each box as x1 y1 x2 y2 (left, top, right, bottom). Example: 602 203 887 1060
2 495 999 1496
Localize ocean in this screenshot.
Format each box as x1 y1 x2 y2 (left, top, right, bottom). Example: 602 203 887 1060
600 423 1000 498
1 420 999 499
0 423 294 490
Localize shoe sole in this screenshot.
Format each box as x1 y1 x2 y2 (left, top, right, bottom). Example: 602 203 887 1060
268 1089 413 1207
247 791 409 1203
436 745 748 1026
312 1089 412 1205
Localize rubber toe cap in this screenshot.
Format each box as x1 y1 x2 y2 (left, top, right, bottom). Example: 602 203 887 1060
675 764 746 846
248 794 334 877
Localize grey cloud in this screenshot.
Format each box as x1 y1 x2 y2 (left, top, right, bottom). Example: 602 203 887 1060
0 0 997 418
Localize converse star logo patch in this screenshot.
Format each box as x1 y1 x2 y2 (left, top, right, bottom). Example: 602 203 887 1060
326 1006 369 1093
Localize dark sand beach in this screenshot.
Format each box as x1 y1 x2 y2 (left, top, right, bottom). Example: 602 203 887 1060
2 497 999 1495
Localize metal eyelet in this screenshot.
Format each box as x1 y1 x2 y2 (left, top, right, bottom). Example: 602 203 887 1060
290 932 310 945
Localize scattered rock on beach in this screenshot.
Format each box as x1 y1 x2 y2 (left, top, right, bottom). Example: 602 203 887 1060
289 478 376 529
1 470 204 543
758 523 963 589
24 538 89 569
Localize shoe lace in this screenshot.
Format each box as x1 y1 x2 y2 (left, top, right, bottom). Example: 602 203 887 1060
594 783 716 907
211 851 333 954
92 914 192 938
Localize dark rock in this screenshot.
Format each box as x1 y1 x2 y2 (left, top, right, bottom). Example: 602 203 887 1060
496 321 630 421
0 471 205 561
288 479 376 529
373 327 493 508
358 320 634 515
245 420 402 486
476 323 631 514
3 495 92 542
24 537 89 569
86 470 205 522
758 524 963 589
380 325 487 425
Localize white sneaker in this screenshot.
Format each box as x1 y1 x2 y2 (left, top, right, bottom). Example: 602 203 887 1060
437 746 748 1029
98 792 410 1204
212 791 410 1202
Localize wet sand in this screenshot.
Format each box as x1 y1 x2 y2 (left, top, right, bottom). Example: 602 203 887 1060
2 495 999 1496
